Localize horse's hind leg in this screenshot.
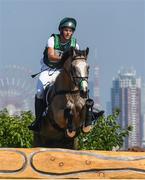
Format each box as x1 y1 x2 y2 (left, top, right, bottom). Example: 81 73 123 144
33 133 44 147
62 138 75 149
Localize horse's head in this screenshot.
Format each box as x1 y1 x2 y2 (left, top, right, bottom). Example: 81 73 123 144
63 47 89 98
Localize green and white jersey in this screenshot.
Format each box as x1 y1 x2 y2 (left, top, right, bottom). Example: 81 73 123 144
47 34 79 53
42 34 79 69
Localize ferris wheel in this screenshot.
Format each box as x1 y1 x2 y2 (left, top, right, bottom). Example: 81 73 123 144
0 65 36 115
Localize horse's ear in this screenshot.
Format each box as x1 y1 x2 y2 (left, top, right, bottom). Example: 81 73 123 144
86 47 89 56
72 47 77 57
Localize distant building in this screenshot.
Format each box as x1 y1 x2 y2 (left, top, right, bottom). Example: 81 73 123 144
142 115 145 148
106 101 112 115
0 65 35 115
111 68 141 149
141 83 145 147
88 80 94 99
92 65 101 109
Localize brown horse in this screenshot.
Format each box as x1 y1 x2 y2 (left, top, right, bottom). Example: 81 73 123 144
34 47 94 149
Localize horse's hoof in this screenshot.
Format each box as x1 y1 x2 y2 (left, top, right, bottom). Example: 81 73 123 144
82 125 92 133
66 129 76 138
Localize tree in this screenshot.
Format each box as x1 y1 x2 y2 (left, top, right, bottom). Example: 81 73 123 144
77 109 132 150
0 109 34 148
0 109 132 150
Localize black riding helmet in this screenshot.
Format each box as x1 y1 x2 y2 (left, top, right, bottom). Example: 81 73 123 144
58 17 77 31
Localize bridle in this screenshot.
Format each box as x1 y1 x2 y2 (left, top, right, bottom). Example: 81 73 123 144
66 56 89 87
51 55 89 98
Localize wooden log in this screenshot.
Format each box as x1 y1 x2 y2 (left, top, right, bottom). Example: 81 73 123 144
0 148 145 179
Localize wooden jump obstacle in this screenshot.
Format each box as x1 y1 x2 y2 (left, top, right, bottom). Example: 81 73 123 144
0 148 145 179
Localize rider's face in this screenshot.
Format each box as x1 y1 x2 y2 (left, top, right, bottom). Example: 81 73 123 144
61 27 73 41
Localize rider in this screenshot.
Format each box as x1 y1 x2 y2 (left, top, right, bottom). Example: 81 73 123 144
28 17 79 132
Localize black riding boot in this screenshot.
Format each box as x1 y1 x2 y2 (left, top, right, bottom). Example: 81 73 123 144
28 97 44 132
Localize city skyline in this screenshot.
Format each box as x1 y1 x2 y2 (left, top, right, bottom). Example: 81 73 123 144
0 65 35 115
0 64 144 112
0 0 144 109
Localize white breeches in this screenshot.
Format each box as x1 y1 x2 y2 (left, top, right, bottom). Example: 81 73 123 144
36 67 61 99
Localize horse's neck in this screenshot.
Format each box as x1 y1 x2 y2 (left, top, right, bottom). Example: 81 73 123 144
55 70 77 91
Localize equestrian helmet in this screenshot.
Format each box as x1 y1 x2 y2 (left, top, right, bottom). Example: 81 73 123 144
58 17 77 31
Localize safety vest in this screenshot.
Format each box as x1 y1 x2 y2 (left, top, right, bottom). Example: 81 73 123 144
43 34 76 68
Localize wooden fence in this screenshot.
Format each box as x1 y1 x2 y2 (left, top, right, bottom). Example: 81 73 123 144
0 148 145 179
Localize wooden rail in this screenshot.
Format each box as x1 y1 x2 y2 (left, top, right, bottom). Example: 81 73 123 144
0 148 145 179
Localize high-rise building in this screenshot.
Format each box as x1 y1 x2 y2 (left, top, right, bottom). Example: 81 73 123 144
92 65 101 109
111 68 141 149
142 115 145 148
141 83 145 147
106 101 112 115
88 80 94 99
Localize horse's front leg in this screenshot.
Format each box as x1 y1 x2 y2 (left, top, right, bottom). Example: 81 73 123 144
64 102 76 138
82 98 94 133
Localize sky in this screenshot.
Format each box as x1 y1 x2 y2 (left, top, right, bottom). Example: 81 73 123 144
0 0 144 109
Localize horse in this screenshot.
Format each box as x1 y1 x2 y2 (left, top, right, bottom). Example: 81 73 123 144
34 47 95 149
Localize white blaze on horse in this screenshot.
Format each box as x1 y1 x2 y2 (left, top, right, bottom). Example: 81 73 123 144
34 47 96 148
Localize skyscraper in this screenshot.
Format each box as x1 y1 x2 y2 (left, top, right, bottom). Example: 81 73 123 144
92 65 101 109
106 101 112 115
111 68 141 149
141 83 145 147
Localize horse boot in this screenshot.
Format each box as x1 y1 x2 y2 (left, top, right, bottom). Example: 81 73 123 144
92 110 105 120
28 96 44 132
85 98 94 127
82 98 94 133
